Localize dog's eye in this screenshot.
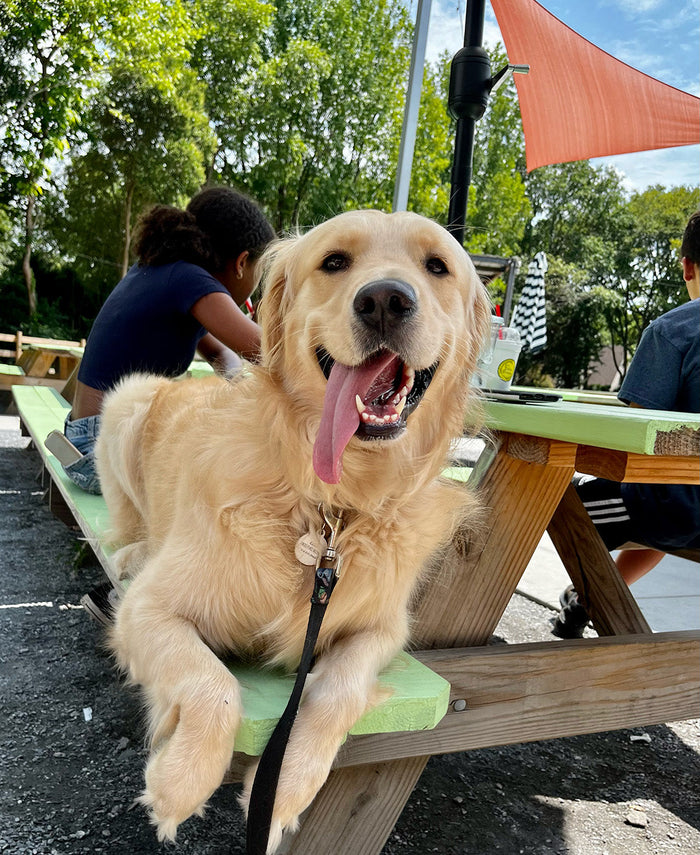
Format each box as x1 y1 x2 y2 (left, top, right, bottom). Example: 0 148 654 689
426 256 449 276
321 253 351 273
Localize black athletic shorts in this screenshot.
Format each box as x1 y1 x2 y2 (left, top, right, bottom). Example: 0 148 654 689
573 476 640 551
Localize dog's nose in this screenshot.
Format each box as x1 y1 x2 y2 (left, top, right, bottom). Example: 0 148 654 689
353 279 417 336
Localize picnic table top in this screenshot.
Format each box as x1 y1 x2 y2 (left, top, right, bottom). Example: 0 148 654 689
480 396 700 457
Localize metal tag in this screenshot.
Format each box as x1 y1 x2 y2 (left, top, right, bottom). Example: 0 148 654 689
294 530 327 566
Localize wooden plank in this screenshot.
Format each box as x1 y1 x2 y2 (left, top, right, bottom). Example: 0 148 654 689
19 349 57 377
333 632 700 768
575 445 700 484
547 484 652 636
482 399 700 457
412 445 575 649
502 433 578 467
279 756 429 855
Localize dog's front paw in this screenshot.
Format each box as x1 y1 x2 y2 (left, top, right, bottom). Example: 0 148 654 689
140 744 213 841
138 781 206 843
240 749 331 852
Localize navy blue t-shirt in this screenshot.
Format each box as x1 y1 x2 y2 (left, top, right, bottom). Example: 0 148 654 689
78 261 229 391
618 299 700 550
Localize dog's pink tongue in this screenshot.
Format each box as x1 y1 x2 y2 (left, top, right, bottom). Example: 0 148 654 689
313 352 398 484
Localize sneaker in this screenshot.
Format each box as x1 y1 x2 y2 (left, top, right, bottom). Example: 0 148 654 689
81 582 119 626
551 585 590 639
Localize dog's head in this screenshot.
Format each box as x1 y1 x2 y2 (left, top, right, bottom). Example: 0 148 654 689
258 210 491 485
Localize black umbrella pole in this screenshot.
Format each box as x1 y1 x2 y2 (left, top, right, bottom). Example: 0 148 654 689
447 116 475 245
446 0 488 246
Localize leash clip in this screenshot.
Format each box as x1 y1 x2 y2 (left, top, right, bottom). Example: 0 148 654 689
312 506 344 605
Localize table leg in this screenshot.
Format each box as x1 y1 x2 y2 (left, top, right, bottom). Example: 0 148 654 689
413 446 575 648
547 484 651 635
19 350 55 377
278 755 429 855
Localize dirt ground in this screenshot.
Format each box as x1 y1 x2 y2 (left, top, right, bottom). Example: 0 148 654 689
1 415 698 855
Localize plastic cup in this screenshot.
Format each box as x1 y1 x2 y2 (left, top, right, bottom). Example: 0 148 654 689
479 327 522 391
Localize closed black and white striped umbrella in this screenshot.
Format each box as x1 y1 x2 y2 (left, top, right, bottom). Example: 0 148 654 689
511 251 547 354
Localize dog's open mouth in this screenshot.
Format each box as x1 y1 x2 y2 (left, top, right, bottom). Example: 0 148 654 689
313 347 437 484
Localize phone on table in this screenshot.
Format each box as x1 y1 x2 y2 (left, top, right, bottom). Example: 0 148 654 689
44 430 83 465
482 389 562 404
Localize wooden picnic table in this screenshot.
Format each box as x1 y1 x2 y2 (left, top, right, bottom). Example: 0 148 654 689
11 383 699 854
17 342 84 380
275 395 700 854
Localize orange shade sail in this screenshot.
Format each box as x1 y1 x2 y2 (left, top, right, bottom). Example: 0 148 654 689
490 0 700 171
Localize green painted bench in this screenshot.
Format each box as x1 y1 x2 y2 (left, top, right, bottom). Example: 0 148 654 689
11 384 451 755
0 363 26 392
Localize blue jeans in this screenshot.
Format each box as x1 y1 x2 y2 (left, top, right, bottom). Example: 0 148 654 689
63 414 102 494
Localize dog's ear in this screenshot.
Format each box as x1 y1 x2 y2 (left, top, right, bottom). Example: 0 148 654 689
257 234 301 376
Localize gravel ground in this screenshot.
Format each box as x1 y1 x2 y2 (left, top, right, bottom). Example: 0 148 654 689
1 415 698 855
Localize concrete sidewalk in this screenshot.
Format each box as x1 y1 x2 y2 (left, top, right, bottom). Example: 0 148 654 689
518 533 699 632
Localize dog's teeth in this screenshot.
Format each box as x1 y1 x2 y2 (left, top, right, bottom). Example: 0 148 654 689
395 397 406 416
361 410 371 422
355 394 366 415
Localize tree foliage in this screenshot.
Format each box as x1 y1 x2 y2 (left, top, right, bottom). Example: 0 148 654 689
211 0 412 231
0 0 121 313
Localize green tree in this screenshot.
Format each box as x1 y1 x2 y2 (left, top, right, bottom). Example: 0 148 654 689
188 0 274 183
523 160 629 266
405 54 454 222
210 0 413 231
515 256 618 388
0 0 118 314
466 46 531 256
41 0 215 300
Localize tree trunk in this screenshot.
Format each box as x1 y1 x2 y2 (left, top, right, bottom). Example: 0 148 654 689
121 182 135 278
22 194 37 317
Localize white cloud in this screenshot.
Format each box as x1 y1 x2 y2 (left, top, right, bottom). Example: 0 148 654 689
610 0 664 13
592 146 700 193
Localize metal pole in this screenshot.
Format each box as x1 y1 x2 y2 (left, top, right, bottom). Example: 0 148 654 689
447 0 488 245
393 0 433 212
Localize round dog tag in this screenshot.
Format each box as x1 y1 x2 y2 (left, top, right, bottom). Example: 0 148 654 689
295 531 326 566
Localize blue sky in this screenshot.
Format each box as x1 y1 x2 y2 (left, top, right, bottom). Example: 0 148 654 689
420 0 699 192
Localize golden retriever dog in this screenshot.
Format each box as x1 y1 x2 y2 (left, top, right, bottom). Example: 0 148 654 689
96 209 491 851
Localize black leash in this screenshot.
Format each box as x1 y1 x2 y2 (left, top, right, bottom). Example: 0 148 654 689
245 508 343 855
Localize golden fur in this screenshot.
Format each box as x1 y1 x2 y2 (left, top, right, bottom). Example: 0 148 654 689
97 209 491 851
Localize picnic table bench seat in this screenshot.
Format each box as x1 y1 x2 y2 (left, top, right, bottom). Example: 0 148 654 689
1 332 86 392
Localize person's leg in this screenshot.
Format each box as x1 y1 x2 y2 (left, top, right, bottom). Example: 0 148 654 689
63 413 101 494
615 547 665 585
552 476 639 639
